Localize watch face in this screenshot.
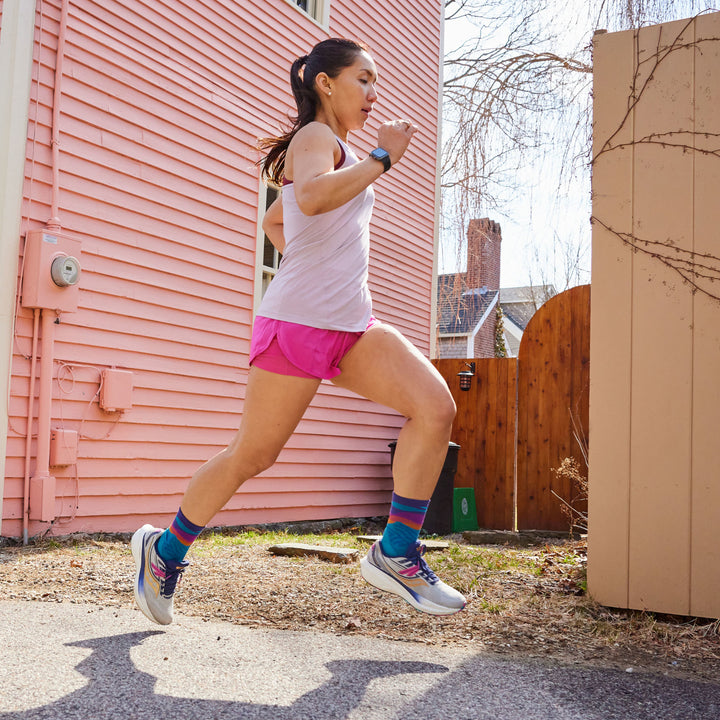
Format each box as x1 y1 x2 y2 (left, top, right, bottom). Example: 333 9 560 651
370 148 391 171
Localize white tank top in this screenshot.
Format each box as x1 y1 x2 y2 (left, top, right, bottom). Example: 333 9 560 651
257 137 375 332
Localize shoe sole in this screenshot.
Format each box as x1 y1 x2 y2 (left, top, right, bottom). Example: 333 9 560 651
131 524 170 625
360 556 465 616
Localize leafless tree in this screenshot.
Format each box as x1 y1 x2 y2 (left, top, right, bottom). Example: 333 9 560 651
441 0 715 287
526 230 588 296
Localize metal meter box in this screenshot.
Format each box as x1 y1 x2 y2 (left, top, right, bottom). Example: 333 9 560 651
22 230 82 312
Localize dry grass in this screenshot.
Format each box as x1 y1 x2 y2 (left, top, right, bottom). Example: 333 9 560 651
1 524 718 682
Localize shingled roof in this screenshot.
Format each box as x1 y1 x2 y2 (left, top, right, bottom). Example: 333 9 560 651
499 285 557 330
437 273 498 334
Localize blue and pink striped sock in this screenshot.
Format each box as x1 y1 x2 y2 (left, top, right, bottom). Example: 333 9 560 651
155 507 204 564
380 492 430 558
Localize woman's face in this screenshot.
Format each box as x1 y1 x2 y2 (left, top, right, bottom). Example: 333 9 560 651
321 51 379 134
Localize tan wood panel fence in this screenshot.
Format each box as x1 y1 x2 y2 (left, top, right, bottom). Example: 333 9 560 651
590 15 720 619
433 284 590 531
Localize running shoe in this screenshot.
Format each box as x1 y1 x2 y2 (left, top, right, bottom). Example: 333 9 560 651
131 524 188 625
360 540 466 616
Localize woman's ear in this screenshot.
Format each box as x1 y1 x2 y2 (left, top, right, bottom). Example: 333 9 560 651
314 72 333 98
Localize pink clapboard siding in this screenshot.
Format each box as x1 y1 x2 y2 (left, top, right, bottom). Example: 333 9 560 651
2 0 442 537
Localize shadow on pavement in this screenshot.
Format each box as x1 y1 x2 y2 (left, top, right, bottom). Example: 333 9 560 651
1 629 448 719
402 652 720 720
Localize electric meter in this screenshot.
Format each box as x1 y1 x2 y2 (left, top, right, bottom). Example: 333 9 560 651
50 255 81 287
22 230 82 311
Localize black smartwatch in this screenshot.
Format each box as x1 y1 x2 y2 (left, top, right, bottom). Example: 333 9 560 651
369 147 391 173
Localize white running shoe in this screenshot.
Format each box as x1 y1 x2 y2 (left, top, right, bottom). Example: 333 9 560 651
360 540 466 616
131 524 188 625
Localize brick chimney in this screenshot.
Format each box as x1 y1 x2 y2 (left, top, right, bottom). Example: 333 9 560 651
466 218 502 292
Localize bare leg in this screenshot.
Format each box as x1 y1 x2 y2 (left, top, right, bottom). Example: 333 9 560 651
332 322 456 499
335 323 465 615
180 366 320 526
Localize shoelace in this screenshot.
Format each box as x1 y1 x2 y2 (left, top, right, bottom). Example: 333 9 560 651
161 563 187 598
405 543 439 585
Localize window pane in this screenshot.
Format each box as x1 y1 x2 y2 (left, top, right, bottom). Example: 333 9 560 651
263 238 275 268
262 271 274 296
259 185 282 302
265 186 278 211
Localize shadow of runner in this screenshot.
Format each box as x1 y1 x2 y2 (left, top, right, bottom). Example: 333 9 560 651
1 630 448 720
399 653 720 720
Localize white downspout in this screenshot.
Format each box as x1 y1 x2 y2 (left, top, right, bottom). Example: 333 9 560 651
0 0 38 536
429 5 445 360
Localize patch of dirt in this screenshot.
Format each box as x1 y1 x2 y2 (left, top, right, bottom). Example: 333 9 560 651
1 529 718 683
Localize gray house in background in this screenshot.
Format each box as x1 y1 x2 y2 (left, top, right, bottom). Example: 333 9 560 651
498 285 556 356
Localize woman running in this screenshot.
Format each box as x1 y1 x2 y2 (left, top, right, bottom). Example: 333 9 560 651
132 37 466 625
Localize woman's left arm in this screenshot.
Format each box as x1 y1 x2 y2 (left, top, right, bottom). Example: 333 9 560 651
262 192 285 253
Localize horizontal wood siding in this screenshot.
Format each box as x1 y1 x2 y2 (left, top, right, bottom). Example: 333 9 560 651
332 2 442 347
3 0 442 536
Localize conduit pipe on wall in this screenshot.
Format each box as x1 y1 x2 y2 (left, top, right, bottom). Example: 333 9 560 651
47 0 70 230
22 0 70 541
22 309 40 545
28 309 58 527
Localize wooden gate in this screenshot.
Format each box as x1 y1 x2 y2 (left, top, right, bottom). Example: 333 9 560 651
433 284 590 531
516 284 590 530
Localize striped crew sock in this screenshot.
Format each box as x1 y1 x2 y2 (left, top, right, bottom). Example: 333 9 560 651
155 507 205 564
380 493 430 558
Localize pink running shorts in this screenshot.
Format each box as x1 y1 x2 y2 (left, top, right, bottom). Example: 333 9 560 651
249 315 379 380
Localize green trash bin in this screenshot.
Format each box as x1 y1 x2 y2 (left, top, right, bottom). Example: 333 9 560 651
388 441 460 535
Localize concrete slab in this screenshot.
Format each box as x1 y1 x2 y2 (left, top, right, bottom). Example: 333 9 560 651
267 543 359 563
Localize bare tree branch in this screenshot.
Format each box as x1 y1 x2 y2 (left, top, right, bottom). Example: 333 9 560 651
440 0 716 289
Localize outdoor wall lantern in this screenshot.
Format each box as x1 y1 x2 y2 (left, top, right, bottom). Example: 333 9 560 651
457 361 476 391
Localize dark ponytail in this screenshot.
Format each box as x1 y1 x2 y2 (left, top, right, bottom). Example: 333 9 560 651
258 38 368 186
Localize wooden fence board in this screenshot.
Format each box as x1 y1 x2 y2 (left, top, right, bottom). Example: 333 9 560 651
691 11 720 618
627 20 694 615
432 358 516 529
587 26 635 610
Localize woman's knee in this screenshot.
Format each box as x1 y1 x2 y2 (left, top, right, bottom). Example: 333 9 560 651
224 439 280 480
434 384 457 427
414 379 456 431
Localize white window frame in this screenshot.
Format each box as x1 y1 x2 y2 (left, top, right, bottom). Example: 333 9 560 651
254 182 282 315
283 0 330 28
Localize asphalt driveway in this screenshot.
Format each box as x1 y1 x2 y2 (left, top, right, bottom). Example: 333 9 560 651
0 600 718 719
